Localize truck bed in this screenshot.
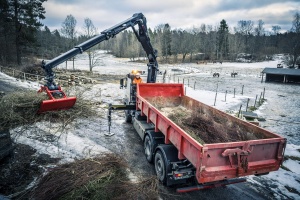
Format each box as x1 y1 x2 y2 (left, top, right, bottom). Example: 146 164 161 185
136 83 286 184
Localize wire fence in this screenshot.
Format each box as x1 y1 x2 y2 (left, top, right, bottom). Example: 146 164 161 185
170 72 266 118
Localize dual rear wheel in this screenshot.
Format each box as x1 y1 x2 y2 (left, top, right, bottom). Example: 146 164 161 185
154 150 167 184
144 134 167 184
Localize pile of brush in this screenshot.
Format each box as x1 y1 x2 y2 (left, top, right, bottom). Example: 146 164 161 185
0 90 97 129
31 153 158 200
148 96 267 144
168 106 270 144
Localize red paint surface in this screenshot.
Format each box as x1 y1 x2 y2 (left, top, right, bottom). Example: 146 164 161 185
38 86 77 113
136 83 286 184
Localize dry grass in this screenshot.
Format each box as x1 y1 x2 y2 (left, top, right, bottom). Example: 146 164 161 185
31 153 158 200
0 90 99 130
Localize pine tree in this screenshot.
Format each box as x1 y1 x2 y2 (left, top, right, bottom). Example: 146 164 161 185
217 19 229 60
161 23 172 62
10 0 46 65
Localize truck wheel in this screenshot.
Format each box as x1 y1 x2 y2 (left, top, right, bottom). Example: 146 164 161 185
124 110 132 123
154 150 167 184
144 135 153 163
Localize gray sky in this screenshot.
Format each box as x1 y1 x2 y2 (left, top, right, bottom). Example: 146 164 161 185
43 0 300 34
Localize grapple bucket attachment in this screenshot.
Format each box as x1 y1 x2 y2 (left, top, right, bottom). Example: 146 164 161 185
38 86 76 113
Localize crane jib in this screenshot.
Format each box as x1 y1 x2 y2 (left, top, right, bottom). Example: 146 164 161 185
38 13 159 113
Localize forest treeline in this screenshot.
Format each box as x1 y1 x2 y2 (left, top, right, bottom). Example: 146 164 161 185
0 0 299 71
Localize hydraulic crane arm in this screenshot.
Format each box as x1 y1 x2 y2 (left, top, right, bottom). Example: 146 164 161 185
42 13 158 90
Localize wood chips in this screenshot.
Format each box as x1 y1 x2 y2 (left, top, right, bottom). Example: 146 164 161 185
147 96 269 144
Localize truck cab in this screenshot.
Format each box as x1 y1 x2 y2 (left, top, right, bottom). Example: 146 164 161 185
119 70 166 122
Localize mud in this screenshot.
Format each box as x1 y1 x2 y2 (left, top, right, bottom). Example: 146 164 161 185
0 143 60 198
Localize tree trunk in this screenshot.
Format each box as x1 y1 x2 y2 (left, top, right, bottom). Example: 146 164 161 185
182 53 187 63
14 0 21 66
72 57 75 70
88 51 92 72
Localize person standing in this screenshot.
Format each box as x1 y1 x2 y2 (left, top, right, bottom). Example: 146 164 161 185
133 73 143 84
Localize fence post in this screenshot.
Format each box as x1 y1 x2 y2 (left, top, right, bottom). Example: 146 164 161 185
238 105 242 118
214 83 218 106
178 77 179 83
194 81 196 90
23 73 26 81
183 78 185 85
263 88 265 100
241 85 244 95
234 88 236 98
254 95 258 108
259 92 262 104
225 90 227 102
246 98 250 112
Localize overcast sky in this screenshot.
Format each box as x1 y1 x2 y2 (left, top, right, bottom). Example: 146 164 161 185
43 0 300 34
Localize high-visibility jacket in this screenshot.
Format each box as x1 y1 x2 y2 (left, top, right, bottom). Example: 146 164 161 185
133 77 143 84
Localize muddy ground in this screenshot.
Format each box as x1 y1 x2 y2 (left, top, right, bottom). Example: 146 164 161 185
0 73 277 200
0 115 274 200
0 144 60 199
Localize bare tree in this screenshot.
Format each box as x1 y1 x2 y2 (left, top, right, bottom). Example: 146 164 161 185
234 20 254 53
82 18 100 72
289 12 300 68
272 26 281 35
61 15 77 70
291 12 300 33
254 20 265 36
200 24 206 33
235 20 254 35
61 15 77 42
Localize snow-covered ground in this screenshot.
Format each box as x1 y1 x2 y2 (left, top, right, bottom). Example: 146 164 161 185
1 51 300 199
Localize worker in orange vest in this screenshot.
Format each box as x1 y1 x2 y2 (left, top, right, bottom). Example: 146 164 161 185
133 73 143 84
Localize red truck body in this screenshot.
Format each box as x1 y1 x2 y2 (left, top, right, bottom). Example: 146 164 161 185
136 83 286 185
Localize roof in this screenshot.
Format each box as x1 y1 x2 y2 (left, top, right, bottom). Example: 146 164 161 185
241 111 258 119
262 68 300 76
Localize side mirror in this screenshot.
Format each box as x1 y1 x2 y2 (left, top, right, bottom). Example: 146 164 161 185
120 78 127 89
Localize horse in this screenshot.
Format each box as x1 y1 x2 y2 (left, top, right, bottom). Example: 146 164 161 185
213 72 220 77
231 72 238 77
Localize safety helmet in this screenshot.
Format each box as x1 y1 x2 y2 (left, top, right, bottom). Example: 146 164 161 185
132 70 138 75
136 73 141 76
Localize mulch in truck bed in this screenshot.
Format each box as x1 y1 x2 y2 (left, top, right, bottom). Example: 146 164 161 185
147 96 270 144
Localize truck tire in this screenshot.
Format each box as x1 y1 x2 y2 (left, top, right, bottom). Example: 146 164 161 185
154 150 167 184
0 129 13 161
144 135 153 163
124 110 132 123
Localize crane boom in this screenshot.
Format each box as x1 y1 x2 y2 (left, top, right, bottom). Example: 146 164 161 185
42 13 158 90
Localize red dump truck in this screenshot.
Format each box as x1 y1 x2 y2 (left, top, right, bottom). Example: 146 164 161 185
130 83 286 192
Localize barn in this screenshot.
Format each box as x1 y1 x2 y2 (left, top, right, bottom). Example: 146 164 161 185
262 68 300 83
